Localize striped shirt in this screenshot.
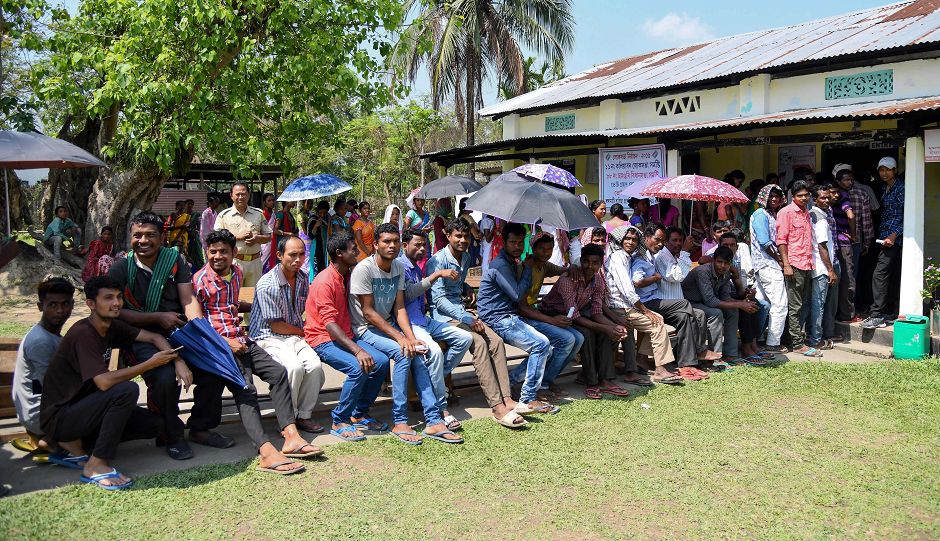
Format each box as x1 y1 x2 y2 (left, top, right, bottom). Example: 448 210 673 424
654 248 692 300
847 185 873 246
193 264 245 343
248 265 309 341
604 251 641 309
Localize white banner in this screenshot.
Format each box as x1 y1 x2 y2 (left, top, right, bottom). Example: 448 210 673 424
599 144 666 207
926 128 940 163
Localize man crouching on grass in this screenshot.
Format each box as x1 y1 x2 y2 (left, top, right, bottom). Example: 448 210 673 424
195 229 322 475
38 276 173 490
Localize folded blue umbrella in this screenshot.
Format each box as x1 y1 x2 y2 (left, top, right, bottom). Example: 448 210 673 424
277 173 353 202
169 318 248 389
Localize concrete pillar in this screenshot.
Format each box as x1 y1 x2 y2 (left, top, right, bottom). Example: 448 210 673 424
899 135 926 316
438 164 448 178
739 73 771 117
599 99 623 130
503 114 521 140
666 149 680 177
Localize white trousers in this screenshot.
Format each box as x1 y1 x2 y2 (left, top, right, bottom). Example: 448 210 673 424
255 335 325 418
756 266 788 346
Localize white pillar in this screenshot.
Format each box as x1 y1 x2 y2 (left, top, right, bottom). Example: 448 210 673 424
666 149 680 177
899 136 926 316
599 99 622 130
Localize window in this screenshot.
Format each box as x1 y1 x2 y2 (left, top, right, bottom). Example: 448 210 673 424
655 95 700 116
545 113 576 132
825 70 893 100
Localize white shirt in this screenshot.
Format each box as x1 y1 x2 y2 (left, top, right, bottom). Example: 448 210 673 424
654 248 692 300
605 251 640 309
810 206 835 278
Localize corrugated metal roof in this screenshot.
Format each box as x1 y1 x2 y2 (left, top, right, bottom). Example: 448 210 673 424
479 1 940 118
429 95 940 160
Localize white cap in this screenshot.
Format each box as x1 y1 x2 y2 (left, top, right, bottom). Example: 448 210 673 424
878 156 897 169
831 163 853 178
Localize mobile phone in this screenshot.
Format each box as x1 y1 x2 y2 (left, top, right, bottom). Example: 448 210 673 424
170 346 185 352
415 344 429 353
567 307 576 318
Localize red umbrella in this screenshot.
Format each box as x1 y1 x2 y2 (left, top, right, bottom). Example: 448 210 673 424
640 174 748 234
639 174 748 203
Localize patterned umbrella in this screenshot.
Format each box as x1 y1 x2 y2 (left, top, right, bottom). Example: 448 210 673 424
512 163 582 188
277 173 352 201
639 174 748 203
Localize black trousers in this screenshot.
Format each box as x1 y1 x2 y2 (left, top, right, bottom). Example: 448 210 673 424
644 298 699 367
230 342 296 451
131 340 225 443
53 381 164 461
572 325 615 386
870 244 903 319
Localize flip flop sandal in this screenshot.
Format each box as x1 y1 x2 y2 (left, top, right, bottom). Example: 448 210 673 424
757 351 777 359
493 412 528 428
652 374 684 384
442 414 462 431
623 377 655 387
392 430 423 445
353 418 389 433
282 444 324 458
330 426 366 442
10 439 39 453
256 460 305 475
80 468 132 490
422 429 464 444
743 356 769 366
531 403 561 414
707 362 733 372
48 452 89 470
599 387 630 397
584 388 603 399
677 368 704 381
818 339 834 350
296 419 324 433
548 384 570 397
802 348 823 357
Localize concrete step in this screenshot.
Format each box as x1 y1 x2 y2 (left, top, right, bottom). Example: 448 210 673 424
834 319 940 356
832 339 894 359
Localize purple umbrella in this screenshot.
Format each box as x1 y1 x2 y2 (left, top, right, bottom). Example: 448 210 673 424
512 164 582 188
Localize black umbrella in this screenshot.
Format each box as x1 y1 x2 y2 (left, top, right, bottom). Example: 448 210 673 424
0 130 107 235
415 175 483 199
463 173 600 231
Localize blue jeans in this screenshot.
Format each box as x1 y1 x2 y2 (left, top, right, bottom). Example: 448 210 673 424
410 320 473 414
312 340 390 426
525 318 584 388
799 273 829 346
491 315 551 402
358 328 442 427
754 297 770 340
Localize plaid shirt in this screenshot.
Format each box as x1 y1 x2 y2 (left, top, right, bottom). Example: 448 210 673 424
848 185 874 246
879 178 905 245
193 264 245 343
248 265 309 341
540 271 608 318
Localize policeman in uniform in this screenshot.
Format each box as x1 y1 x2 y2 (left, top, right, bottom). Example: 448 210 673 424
214 182 272 287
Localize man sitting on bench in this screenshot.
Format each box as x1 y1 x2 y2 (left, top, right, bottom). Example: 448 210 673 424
38 276 172 490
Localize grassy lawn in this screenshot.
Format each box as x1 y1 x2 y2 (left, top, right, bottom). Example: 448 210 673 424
0 321 33 339
2 358 938 540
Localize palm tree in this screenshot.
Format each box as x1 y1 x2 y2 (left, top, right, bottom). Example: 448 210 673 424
498 55 568 100
390 0 575 170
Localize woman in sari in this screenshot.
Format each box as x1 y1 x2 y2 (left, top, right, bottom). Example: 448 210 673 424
404 191 433 270
272 200 297 268
81 226 115 281
166 200 191 246
330 198 350 235
649 198 679 227
261 193 278 272
352 201 375 262
294 199 314 262
308 201 331 279
431 198 452 253
184 199 205 269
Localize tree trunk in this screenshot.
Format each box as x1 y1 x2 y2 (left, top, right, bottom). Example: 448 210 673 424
0 170 33 235
466 51 476 181
41 114 182 253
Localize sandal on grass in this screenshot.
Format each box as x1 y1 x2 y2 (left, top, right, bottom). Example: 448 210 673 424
422 429 463 444
623 376 655 387
282 444 323 458
600 386 630 397
493 412 528 428
352 417 388 433
801 347 823 357
392 430 423 445
743 356 769 366
652 374 683 385
442 414 462 431
514 401 561 414
584 387 602 399
256 460 305 475
80 468 132 490
677 367 704 380
707 362 733 372
330 426 365 442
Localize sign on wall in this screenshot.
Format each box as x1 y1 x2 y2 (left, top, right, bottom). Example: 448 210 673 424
777 145 816 186
599 144 666 207
926 129 940 163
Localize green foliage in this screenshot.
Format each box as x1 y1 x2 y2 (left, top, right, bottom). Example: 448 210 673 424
922 257 940 308
28 0 414 176
497 55 567 100
0 0 58 131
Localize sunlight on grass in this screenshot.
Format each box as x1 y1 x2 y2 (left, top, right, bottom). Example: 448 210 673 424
1 359 938 540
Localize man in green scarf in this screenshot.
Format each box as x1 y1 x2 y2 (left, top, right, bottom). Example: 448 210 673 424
107 211 233 461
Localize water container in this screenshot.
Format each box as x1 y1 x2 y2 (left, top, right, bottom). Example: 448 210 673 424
893 315 929 360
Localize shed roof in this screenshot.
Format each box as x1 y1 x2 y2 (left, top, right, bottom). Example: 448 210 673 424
479 1 940 119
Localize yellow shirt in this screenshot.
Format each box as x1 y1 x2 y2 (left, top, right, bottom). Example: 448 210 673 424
516 260 563 307
214 206 272 256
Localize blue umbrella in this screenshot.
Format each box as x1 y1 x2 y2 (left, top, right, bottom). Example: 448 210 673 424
277 173 353 202
168 318 248 389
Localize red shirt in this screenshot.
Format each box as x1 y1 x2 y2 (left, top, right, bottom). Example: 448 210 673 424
775 202 815 271
304 264 354 348
193 264 246 342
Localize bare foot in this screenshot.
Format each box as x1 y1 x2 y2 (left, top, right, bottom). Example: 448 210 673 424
492 405 525 424
424 422 462 440
280 425 319 455
259 443 304 472
697 350 722 361
392 423 422 443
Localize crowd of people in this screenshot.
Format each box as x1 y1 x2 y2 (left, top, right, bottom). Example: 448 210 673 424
12 156 904 489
